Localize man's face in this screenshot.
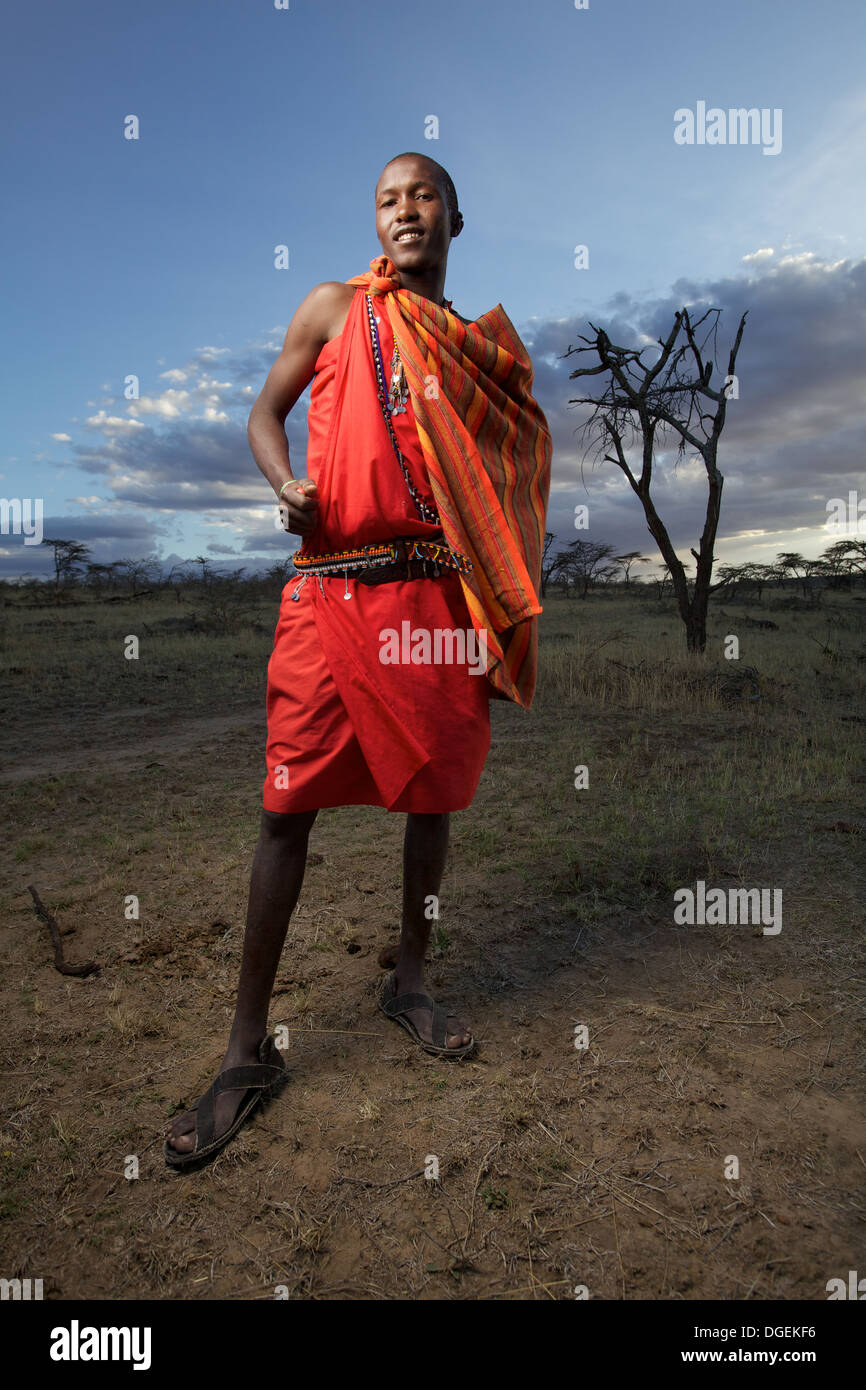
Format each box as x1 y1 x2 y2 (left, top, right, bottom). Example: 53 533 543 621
375 157 454 270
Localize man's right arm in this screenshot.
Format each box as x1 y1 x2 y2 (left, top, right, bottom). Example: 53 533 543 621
247 280 350 537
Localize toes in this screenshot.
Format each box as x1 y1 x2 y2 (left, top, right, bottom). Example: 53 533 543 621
400 1006 472 1050
166 1131 194 1154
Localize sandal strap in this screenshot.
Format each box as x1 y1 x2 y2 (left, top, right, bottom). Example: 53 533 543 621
191 1044 284 1152
381 977 465 1051
382 990 434 1019
212 1063 284 1095
195 1085 219 1152
431 1001 449 1049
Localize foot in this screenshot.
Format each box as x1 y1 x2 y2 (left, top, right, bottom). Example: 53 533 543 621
164 1039 263 1156
390 968 472 1050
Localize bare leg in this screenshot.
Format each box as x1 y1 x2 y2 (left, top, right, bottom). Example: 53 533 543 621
391 811 471 1049
166 807 317 1153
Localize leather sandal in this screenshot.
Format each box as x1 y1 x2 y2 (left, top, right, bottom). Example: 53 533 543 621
163 1034 286 1171
379 972 476 1058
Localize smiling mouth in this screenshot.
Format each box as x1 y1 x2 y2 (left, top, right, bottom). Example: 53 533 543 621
393 229 425 243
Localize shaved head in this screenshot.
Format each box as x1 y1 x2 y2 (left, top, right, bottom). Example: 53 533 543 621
379 152 461 230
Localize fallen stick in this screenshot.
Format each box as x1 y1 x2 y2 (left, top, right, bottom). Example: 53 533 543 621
334 1167 425 1190
26 885 99 977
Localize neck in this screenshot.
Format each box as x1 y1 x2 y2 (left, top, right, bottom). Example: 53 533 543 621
393 262 447 306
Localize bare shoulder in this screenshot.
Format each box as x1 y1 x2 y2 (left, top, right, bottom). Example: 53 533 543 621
303 280 358 343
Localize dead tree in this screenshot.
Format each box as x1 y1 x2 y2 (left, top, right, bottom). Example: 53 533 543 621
565 306 747 652
540 530 558 597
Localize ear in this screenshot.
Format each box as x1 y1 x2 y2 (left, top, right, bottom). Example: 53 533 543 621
451 211 464 238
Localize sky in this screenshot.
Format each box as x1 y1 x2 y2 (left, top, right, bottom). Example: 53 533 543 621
2 0 864 582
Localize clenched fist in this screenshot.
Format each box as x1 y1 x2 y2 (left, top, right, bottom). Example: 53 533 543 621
278 478 319 537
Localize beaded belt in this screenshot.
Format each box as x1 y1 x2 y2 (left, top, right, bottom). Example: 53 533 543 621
292 535 473 582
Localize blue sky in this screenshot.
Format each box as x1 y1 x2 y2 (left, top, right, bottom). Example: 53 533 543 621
2 0 864 580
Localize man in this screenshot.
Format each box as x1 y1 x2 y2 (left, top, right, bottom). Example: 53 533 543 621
165 152 552 1167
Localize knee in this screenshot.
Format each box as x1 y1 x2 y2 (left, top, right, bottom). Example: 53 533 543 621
260 808 317 843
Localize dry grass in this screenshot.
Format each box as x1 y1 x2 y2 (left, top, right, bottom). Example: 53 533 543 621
0 584 863 1298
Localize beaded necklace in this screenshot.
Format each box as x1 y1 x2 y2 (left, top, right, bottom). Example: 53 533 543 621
364 291 443 527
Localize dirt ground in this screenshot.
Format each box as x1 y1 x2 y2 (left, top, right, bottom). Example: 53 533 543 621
1 590 864 1300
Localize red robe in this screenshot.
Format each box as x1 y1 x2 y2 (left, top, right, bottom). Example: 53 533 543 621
262 288 491 813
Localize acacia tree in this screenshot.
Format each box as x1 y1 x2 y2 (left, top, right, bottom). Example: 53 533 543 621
84 560 125 595
775 551 808 596
552 538 618 598
566 305 748 652
116 555 160 596
165 562 194 603
615 551 650 584
41 539 92 592
715 561 771 602
655 560 690 600
823 539 866 585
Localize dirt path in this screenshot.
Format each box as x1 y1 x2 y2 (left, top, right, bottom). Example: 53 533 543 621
1 708 264 783
1 700 863 1300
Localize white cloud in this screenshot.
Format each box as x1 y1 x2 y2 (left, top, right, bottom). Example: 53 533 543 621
129 391 189 419
120 372 236 424
84 411 146 432
195 346 231 362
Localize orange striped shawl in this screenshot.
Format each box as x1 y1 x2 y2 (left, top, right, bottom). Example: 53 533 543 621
346 255 552 708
